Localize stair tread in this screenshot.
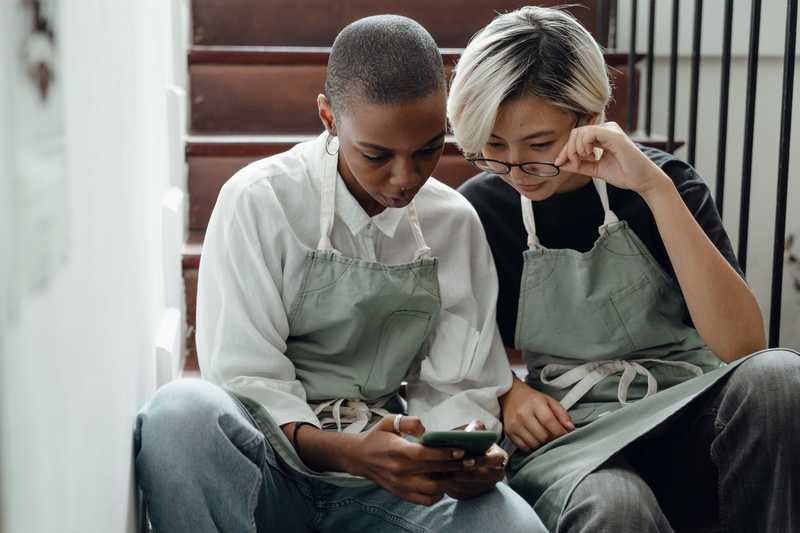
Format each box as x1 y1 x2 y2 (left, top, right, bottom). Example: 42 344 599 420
186 133 680 157
189 45 644 68
186 135 465 157
183 230 204 269
182 131 684 261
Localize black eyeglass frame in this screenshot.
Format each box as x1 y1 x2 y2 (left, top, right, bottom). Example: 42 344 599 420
465 158 562 177
466 115 587 178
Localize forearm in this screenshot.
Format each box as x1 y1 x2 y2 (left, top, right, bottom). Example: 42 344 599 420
641 172 766 361
282 423 361 474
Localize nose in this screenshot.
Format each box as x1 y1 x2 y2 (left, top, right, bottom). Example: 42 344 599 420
509 165 529 182
389 157 423 190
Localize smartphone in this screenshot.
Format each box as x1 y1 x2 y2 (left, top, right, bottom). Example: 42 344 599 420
415 430 498 457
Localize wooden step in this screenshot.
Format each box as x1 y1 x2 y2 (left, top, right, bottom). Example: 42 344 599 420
189 47 643 135
192 0 614 48
188 46 642 68
187 136 480 230
186 132 679 232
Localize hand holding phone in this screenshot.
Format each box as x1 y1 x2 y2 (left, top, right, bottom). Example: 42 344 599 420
412 430 498 458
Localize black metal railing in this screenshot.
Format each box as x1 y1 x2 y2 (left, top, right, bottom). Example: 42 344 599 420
626 0 798 347
715 0 734 218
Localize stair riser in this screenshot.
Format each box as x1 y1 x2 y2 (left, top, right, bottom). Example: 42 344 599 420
192 0 609 48
188 152 478 230
191 65 637 135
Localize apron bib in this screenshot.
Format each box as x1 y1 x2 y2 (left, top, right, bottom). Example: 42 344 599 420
507 177 755 528
231 135 441 487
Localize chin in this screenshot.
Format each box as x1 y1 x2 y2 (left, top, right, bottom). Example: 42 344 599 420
515 184 558 202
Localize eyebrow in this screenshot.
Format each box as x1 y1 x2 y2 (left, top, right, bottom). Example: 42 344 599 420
357 129 447 152
490 130 556 142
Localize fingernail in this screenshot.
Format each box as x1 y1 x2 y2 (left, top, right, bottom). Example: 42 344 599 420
452 450 464 459
567 422 576 430
463 459 476 467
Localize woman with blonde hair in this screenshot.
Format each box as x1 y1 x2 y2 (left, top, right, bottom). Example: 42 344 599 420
449 6 800 532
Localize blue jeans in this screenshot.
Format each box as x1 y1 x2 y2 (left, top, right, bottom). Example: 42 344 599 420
556 348 800 533
134 379 546 533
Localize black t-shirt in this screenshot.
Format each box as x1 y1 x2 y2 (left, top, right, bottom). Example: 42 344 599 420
458 145 743 348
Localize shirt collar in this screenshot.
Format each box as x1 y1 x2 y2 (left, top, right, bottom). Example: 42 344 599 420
334 172 407 238
304 132 406 239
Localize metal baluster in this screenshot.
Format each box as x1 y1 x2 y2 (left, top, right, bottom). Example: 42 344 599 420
667 0 679 153
645 0 655 137
715 0 734 216
737 0 762 275
687 0 703 165
769 0 798 346
627 0 638 132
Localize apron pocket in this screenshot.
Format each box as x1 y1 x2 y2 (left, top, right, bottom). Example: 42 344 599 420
360 310 433 399
610 273 683 352
421 310 481 383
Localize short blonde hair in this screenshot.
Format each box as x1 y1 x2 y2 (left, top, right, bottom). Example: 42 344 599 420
447 6 611 157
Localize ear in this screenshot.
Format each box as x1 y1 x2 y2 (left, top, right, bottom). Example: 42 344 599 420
317 94 337 136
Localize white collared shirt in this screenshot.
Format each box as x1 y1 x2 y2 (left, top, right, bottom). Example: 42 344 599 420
197 133 512 434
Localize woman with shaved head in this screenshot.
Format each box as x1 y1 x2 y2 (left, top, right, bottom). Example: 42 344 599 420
134 15 545 533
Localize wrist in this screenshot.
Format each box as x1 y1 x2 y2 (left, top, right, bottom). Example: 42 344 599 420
638 167 675 203
338 432 366 475
501 376 528 409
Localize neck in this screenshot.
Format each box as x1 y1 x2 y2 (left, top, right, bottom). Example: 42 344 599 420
555 173 593 194
337 157 385 217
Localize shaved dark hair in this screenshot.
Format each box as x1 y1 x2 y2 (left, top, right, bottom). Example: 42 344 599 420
325 15 445 116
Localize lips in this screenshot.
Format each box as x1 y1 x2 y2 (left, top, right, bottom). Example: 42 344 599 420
383 195 411 208
515 182 546 193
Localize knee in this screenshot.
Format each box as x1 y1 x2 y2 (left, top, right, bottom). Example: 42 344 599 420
561 466 664 531
138 379 226 443
474 484 547 533
725 349 800 423
135 379 260 470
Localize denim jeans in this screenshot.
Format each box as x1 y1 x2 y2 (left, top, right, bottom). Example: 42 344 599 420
134 379 546 533
556 348 800 533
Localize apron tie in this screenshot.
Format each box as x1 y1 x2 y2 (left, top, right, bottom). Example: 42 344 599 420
311 397 394 433
540 359 704 411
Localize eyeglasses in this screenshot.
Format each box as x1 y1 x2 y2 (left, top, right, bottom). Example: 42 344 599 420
468 115 587 178
466 158 561 178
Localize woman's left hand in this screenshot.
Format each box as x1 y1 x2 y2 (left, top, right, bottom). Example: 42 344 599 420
436 421 508 500
554 121 671 198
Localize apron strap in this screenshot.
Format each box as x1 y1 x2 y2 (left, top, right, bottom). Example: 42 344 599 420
592 178 620 232
520 195 541 250
406 201 433 260
540 358 705 411
520 176 621 250
317 134 339 252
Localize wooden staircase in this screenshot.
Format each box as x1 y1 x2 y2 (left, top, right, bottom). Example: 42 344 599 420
183 0 677 371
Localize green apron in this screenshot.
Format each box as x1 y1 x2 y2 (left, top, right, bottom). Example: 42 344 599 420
507 177 755 528
232 135 441 487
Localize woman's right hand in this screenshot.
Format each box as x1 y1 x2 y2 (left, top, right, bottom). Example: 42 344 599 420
501 377 575 452
345 415 469 506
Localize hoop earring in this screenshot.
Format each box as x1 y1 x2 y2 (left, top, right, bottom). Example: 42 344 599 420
325 133 340 156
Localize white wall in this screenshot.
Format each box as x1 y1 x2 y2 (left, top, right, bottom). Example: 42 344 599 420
0 1 188 532
617 0 800 349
